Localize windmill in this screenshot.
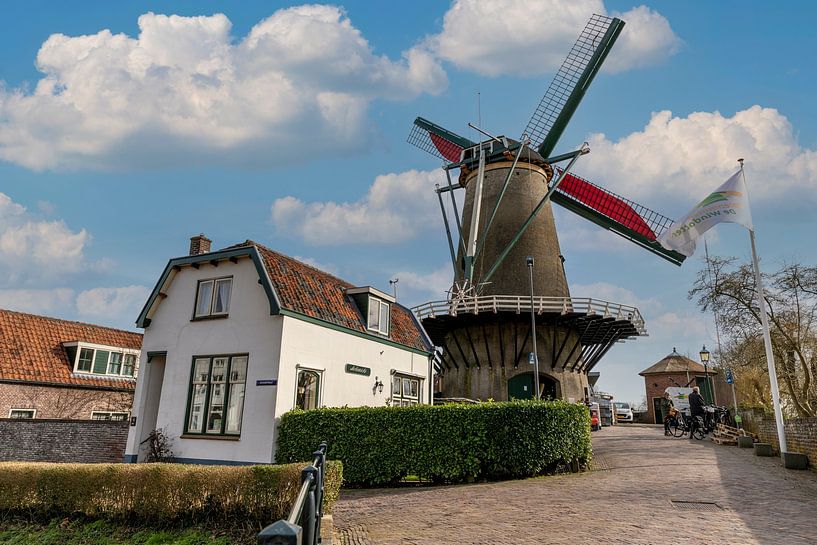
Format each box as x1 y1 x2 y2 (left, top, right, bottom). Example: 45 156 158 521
409 14 682 402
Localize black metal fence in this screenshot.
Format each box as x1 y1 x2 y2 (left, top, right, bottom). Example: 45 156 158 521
258 442 328 545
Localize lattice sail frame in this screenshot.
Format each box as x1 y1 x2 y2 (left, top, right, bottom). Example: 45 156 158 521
525 14 624 158
407 117 475 164
550 168 685 265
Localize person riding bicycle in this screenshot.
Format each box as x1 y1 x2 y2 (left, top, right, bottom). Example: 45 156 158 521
688 386 705 439
661 392 676 436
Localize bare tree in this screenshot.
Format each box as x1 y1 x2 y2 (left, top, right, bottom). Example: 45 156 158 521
690 255 817 417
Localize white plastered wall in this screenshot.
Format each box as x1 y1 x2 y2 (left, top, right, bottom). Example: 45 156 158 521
271 315 431 459
125 255 432 465
125 257 283 464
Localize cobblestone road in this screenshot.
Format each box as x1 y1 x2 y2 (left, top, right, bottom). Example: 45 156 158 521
334 424 817 544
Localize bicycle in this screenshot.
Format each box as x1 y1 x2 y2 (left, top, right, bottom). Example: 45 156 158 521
669 412 705 440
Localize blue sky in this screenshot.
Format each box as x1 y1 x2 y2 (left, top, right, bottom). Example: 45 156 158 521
1 1 815 404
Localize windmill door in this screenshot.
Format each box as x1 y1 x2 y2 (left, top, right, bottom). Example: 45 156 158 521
508 374 535 400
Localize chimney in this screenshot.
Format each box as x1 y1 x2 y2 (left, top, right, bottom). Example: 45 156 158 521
189 234 212 256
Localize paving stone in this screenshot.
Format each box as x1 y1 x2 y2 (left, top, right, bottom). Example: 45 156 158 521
334 424 817 544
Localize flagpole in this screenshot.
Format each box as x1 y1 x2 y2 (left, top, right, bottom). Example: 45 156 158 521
740 159 787 454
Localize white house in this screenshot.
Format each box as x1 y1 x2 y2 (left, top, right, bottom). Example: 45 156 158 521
125 235 434 464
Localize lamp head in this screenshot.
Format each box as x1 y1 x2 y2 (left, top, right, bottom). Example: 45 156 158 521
700 345 710 364
526 256 534 267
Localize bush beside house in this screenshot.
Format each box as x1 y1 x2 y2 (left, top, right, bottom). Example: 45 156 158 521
277 399 591 486
0 460 342 527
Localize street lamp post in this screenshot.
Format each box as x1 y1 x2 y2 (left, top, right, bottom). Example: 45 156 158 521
527 256 540 400
700 345 711 404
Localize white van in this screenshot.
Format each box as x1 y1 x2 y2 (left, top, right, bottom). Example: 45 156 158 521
613 401 634 422
665 387 694 415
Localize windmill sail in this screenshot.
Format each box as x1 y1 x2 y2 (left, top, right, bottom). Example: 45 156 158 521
525 15 625 159
407 117 476 163
550 168 686 265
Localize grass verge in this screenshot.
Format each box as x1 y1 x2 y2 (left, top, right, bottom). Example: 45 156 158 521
0 517 257 545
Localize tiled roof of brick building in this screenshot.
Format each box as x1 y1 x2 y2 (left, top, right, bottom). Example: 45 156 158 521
0 309 142 390
639 348 715 376
236 241 430 353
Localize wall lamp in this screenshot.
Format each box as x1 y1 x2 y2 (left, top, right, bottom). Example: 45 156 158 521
373 376 384 394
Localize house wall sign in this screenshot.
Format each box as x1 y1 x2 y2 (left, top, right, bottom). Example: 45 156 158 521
345 364 371 376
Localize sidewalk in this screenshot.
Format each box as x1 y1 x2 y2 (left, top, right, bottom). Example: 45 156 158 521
334 424 817 544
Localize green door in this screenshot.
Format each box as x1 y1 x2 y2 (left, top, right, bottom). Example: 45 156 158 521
508 374 534 400
653 397 664 424
695 377 714 405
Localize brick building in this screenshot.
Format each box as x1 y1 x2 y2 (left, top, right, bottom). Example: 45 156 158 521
640 348 717 424
0 309 142 420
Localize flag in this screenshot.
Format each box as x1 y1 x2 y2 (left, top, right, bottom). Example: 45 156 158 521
657 170 753 257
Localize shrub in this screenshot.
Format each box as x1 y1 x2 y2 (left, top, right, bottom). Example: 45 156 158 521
277 399 590 486
0 460 342 527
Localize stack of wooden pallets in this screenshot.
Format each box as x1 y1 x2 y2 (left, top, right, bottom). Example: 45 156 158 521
711 423 758 445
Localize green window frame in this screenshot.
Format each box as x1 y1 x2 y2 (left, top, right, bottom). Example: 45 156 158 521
184 354 248 436
77 348 94 372
391 373 421 406
73 346 138 378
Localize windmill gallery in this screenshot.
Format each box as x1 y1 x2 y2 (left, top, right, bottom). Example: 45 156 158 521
408 14 687 403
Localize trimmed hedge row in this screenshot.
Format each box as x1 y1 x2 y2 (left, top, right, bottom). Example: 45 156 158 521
0 460 342 526
277 400 590 486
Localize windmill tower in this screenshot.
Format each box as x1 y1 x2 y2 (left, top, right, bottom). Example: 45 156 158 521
408 15 685 402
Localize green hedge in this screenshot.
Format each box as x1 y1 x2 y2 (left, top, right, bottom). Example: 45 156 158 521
0 460 342 527
277 400 590 486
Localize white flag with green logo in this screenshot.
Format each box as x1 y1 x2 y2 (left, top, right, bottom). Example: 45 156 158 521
657 170 753 257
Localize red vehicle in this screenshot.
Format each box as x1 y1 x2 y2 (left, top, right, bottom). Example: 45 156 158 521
589 402 601 431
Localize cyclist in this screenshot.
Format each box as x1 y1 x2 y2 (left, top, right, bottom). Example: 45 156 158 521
688 386 705 439
661 392 676 436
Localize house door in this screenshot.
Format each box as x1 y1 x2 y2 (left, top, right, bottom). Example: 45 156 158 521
652 397 664 424
138 355 166 461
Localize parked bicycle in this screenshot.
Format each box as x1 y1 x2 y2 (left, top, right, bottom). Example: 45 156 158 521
667 411 705 440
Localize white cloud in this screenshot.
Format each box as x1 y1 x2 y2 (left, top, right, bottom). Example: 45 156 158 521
429 0 680 77
392 264 454 305
577 106 817 206
271 169 444 244
0 288 75 315
75 285 151 320
570 280 708 341
0 192 91 284
0 7 447 171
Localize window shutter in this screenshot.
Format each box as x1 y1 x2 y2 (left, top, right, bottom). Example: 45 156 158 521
92 350 110 374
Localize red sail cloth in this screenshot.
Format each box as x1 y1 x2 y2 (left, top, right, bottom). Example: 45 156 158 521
429 132 463 163
557 172 657 241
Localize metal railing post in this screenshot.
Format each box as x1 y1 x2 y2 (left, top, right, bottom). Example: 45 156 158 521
300 466 318 545
258 442 328 545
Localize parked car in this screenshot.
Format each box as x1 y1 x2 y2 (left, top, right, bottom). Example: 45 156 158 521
614 401 634 423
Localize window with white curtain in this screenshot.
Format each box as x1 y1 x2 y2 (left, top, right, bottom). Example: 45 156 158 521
194 277 233 318
367 297 390 335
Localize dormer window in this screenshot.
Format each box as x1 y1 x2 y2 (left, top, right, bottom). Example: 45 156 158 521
367 297 390 335
344 286 395 337
194 277 232 318
67 343 139 378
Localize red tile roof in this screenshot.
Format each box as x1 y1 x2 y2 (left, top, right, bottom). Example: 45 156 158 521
234 241 430 353
0 309 142 390
639 349 716 376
